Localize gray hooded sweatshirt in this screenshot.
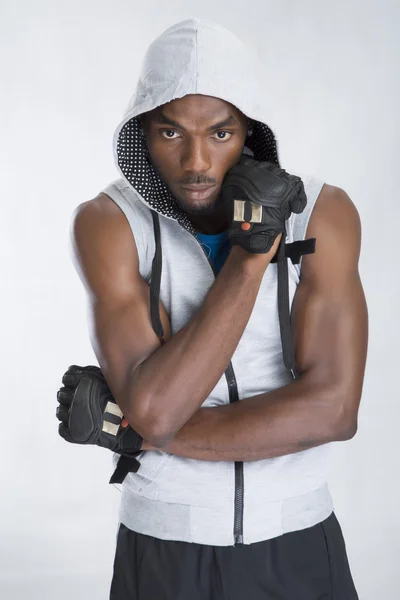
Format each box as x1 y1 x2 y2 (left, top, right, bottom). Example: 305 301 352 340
103 18 334 546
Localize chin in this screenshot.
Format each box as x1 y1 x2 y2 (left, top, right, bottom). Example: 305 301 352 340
175 190 221 216
184 201 218 216
181 197 220 216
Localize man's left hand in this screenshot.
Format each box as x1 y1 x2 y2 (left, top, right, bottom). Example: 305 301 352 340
56 364 144 457
120 417 155 450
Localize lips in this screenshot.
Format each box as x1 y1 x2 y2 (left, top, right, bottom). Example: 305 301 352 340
180 184 216 201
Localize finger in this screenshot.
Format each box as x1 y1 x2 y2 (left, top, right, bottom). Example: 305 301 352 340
62 365 86 388
289 185 307 214
290 198 304 214
62 365 103 388
57 387 74 406
56 405 69 424
58 422 71 442
121 417 129 428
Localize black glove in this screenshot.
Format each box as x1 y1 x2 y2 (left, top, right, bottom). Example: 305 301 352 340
221 155 307 254
56 365 143 460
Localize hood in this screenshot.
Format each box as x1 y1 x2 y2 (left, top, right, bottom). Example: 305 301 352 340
113 18 280 234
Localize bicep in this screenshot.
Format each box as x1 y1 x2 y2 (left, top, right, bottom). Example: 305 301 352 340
70 194 171 410
291 185 368 426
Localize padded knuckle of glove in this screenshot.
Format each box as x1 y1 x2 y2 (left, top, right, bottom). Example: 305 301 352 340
57 364 143 456
68 376 104 444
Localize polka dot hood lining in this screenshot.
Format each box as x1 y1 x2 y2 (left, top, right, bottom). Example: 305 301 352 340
113 18 281 235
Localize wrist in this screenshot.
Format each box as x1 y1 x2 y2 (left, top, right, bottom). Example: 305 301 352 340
228 244 272 274
230 232 283 266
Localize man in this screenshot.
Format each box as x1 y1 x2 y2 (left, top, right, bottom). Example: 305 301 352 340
68 18 368 599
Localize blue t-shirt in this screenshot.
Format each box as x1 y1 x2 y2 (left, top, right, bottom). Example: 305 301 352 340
196 230 231 274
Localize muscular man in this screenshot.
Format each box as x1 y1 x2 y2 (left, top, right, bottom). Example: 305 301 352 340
69 18 368 599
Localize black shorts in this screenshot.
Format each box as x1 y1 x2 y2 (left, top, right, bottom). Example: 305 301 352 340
109 511 358 599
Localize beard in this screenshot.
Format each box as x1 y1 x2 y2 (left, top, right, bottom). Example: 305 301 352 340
173 193 221 216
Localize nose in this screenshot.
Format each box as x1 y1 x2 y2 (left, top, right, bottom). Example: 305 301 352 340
180 137 211 175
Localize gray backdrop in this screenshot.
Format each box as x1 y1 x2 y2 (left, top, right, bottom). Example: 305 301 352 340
1 0 398 598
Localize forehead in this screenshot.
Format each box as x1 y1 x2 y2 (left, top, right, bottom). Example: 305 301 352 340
147 94 245 124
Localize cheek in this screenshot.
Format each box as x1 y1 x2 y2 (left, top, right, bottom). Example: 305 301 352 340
213 140 245 172
146 139 179 177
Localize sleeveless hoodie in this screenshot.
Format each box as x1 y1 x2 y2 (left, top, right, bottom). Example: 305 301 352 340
103 18 335 546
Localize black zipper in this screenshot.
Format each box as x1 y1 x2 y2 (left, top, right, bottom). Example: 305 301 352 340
225 362 244 545
193 233 244 546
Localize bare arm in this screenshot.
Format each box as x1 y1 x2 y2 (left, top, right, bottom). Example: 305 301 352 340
70 193 280 447
144 184 368 460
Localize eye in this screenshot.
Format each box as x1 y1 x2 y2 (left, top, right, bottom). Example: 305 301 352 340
161 129 181 139
213 131 233 141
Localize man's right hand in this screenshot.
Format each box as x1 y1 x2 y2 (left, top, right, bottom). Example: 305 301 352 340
221 155 307 255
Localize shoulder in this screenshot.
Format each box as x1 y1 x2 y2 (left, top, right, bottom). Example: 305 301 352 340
71 176 153 244
69 193 142 296
308 183 361 250
311 183 360 232
70 192 131 243
301 183 362 283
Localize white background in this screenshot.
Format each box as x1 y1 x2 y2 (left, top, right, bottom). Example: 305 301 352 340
1 0 399 598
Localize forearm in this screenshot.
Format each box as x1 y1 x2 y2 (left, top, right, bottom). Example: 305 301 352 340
125 246 271 444
152 376 350 461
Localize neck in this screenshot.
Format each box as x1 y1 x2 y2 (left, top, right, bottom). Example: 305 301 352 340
188 205 229 235
191 219 229 235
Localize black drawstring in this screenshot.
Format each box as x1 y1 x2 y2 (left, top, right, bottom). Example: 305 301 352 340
276 229 299 379
150 210 165 345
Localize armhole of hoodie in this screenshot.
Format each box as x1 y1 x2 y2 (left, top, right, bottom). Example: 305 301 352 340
290 177 325 281
101 180 154 283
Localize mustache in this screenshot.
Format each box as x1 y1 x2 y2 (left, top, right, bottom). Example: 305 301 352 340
178 175 217 185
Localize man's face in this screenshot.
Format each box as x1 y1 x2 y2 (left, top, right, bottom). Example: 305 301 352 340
140 94 250 216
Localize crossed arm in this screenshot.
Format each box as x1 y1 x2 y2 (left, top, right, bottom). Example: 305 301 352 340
73 185 368 463
142 185 368 461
